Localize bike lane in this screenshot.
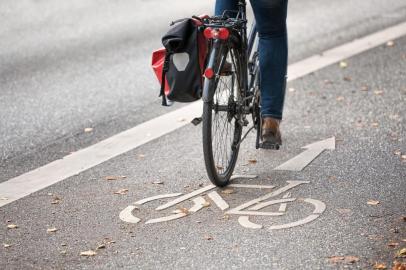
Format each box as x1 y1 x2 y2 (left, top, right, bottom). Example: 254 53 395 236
1 36 405 269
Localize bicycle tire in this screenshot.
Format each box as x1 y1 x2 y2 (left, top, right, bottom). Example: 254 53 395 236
202 46 243 187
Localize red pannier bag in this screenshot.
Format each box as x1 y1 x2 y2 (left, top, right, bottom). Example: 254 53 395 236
151 16 208 106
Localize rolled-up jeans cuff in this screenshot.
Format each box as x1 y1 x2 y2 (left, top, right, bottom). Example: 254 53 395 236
261 113 282 121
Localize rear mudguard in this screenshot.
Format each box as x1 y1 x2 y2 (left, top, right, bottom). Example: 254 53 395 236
202 39 223 103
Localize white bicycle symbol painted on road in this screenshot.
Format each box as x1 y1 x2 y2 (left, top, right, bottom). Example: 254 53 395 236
119 177 326 230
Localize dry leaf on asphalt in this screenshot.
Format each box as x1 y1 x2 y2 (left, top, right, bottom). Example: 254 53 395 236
137 154 146 159
343 76 352 82
204 235 213 240
178 208 190 215
339 61 348 68
401 155 406 161
361 85 369 91
393 262 406 270
80 250 97 256
393 150 401 156
7 224 18 229
51 196 61 204
336 96 345 101
84 128 93 133
371 122 379 128
96 244 106 250
105 175 126 181
386 40 395 47
113 189 129 195
374 90 384 95
336 208 352 215
47 228 58 233
221 189 235 195
388 242 399 248
248 159 257 164
367 200 380 205
396 248 406 258
373 262 387 269
3 243 11 248
202 201 211 207
328 256 359 264
152 181 164 185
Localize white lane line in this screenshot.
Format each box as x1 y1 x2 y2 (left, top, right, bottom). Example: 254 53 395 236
1 21 406 208
207 191 229 210
135 193 182 205
287 21 406 81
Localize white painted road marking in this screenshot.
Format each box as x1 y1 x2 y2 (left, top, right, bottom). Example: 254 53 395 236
274 137 335 171
2 22 406 208
119 180 326 230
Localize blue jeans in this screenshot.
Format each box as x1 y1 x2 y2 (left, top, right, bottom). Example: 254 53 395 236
215 0 288 120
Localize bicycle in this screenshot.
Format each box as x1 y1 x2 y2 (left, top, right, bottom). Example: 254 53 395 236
197 0 275 187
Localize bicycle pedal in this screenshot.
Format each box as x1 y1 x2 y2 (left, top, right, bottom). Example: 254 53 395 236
259 142 280 150
191 117 202 126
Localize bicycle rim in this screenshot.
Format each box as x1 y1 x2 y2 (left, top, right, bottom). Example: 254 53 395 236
202 47 243 187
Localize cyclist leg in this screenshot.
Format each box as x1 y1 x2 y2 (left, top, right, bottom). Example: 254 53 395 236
215 0 239 16
250 0 288 145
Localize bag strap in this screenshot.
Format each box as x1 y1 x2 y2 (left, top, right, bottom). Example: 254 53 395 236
159 53 171 106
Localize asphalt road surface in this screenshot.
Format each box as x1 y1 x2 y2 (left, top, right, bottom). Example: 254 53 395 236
1 0 405 269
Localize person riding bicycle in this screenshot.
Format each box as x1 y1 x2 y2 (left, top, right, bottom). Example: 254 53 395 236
215 0 288 146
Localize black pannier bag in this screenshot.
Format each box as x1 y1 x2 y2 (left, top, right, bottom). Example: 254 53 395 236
151 17 208 106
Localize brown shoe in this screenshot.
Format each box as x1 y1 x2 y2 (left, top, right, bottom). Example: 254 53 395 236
262 117 282 146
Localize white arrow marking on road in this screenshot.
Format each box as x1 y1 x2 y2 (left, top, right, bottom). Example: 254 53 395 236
274 137 335 171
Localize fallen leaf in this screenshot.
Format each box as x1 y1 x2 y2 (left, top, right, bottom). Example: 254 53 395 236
367 200 380 205
343 76 352 82
202 201 211 207
137 154 146 159
336 96 345 101
80 250 97 256
386 40 395 47
248 159 257 164
368 235 384 240
339 61 348 68
60 250 67 255
402 239 406 242
47 228 58 233
393 262 406 270
371 122 379 128
388 242 399 248
204 235 213 240
344 256 359 264
393 150 401 156
221 189 234 195
113 189 129 195
374 90 384 95
61 243 67 246
96 244 106 250
336 208 352 215
105 176 126 181
401 155 406 160
84 128 93 133
7 224 18 229
178 208 190 215
324 79 333 84
373 262 387 269
51 196 61 204
3 243 11 248
396 248 406 258
152 181 164 185
361 85 369 91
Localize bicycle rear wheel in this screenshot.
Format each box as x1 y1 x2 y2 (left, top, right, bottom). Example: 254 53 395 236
202 46 243 187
